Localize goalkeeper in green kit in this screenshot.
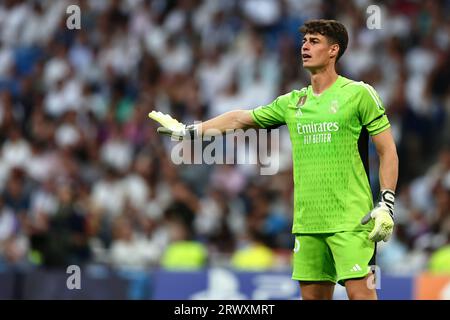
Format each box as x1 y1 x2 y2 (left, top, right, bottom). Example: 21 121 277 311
148 19 398 300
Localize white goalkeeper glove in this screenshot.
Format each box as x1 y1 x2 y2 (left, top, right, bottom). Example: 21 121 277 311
361 189 395 242
148 111 198 141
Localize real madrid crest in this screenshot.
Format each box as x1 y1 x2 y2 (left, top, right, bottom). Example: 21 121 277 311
329 99 339 114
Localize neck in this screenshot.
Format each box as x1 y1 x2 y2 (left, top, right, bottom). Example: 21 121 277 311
309 66 339 95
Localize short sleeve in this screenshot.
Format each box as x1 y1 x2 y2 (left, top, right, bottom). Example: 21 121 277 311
251 92 290 128
358 83 390 136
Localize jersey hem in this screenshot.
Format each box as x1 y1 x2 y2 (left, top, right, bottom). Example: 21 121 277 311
292 227 372 234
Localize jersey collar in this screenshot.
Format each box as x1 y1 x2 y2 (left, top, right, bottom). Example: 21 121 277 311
308 75 343 99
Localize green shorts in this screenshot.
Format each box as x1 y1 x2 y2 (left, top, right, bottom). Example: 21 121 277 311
292 230 376 286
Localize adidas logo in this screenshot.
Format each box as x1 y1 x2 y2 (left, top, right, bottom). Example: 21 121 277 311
350 264 362 272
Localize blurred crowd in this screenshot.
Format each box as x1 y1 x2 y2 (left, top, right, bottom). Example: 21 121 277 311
0 0 449 275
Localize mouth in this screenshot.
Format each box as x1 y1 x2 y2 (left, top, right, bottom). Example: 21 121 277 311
302 53 311 60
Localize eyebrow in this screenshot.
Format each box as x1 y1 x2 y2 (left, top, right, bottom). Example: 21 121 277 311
302 36 320 42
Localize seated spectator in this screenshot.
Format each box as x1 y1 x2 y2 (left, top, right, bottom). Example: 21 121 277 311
231 230 275 271
0 194 29 268
109 215 161 271
160 218 208 270
429 244 450 274
30 183 91 267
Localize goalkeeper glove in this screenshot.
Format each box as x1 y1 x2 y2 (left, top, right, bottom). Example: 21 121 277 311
361 189 395 242
148 111 198 141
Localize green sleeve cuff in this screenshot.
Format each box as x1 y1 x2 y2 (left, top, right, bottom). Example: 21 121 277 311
251 110 265 128
369 122 390 136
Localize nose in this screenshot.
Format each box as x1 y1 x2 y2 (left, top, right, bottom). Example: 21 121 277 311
302 42 310 52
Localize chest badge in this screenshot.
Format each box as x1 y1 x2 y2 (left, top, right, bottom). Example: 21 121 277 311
329 100 339 114
296 95 307 116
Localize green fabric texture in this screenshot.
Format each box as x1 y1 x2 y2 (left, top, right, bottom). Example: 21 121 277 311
251 76 390 233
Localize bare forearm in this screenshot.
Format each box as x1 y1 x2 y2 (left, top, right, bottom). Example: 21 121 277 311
198 110 257 136
378 149 398 192
372 128 398 192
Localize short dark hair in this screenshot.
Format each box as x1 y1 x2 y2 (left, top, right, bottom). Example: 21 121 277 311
299 19 349 61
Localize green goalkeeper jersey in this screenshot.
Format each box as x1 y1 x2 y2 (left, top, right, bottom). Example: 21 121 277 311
251 76 390 233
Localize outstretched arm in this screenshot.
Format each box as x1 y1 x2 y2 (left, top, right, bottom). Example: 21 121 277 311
199 110 259 136
148 109 260 140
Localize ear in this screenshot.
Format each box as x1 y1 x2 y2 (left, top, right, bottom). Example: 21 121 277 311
329 43 340 59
